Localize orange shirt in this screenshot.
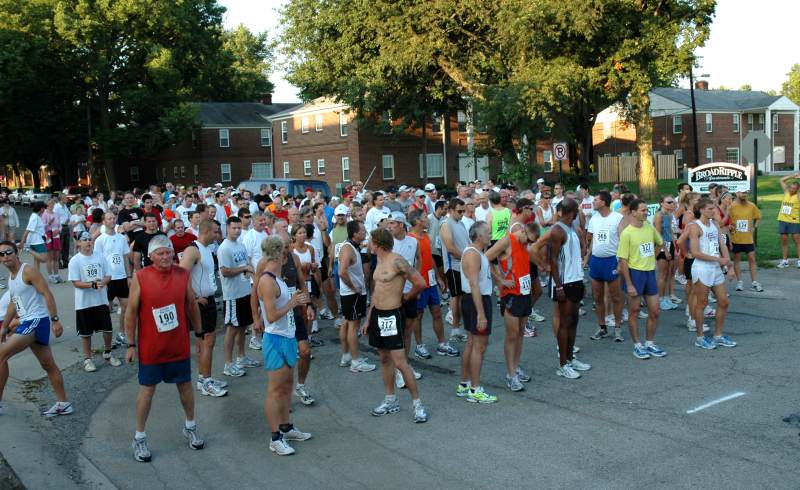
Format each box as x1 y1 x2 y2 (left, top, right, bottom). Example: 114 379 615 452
499 233 531 297
410 232 436 287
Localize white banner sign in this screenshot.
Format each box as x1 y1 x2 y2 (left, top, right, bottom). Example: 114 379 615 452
688 162 752 193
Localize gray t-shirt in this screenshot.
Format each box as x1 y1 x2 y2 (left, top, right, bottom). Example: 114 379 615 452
442 216 469 272
385 200 402 213
217 238 251 300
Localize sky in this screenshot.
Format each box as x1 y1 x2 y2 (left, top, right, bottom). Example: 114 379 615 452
219 0 800 103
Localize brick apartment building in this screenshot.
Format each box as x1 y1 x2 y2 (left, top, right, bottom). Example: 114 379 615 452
593 84 800 172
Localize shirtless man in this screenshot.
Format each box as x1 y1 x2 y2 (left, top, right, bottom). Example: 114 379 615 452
361 228 428 423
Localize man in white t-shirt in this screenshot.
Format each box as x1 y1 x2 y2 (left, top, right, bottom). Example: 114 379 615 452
584 190 624 342
93 212 132 346
474 191 491 223
578 185 595 220
365 192 391 233
212 192 228 238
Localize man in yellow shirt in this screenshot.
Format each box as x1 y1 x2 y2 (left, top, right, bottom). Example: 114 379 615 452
776 173 800 268
617 199 665 360
729 191 763 292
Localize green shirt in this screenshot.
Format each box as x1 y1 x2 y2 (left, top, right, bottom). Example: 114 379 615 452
491 207 511 241
617 221 663 272
330 226 348 263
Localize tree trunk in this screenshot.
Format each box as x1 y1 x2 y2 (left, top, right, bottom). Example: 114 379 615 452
98 90 118 191
630 90 657 200
421 114 428 185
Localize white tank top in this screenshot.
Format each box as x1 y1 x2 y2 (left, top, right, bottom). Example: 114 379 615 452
9 263 48 321
554 222 583 284
260 272 294 338
293 245 313 292
536 205 554 226
392 234 418 294
339 241 365 295
190 241 217 298
694 220 720 266
460 247 492 295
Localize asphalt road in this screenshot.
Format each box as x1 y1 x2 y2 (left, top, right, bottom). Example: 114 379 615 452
1 204 799 489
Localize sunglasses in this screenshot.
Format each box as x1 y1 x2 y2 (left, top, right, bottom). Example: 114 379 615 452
664 201 675 204
455 209 465 214
0 249 14 256
241 215 251 219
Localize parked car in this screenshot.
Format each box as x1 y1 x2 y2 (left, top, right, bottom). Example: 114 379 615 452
22 188 54 205
62 185 91 203
237 178 332 199
8 189 24 205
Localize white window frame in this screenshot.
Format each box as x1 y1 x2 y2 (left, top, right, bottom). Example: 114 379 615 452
180 166 186 178
315 114 323 132
431 113 442 134
705 147 713 163
280 121 288 143
672 115 682 134
303 159 311 176
130 166 140 182
543 150 553 173
218 128 230 148
747 114 754 131
339 112 348 136
705 113 713 133
301 116 310 134
260 128 271 147
758 113 764 129
251 162 273 179
674 149 684 167
283 161 290 178
418 153 444 178
193 164 199 180
220 163 231 182
317 158 325 175
341 156 350 182
457 111 467 133
173 166 179 178
732 114 740 133
382 154 395 180
603 121 611 140
773 114 779 132
725 147 740 164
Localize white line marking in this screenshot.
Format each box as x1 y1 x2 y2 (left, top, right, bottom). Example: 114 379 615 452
686 392 746 414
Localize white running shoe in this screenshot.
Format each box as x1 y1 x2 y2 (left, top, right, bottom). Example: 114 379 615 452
349 358 376 373
236 356 261 368
569 357 591 371
269 437 295 456
223 363 246 377
605 315 616 327
529 309 545 322
43 401 74 417
83 358 97 372
103 353 122 367
556 364 581 379
339 353 353 367
282 427 312 441
638 310 649 319
751 281 764 292
669 295 682 305
248 335 262 350
445 309 454 326
622 309 629 322
199 378 228 397
735 280 744 291
777 259 789 269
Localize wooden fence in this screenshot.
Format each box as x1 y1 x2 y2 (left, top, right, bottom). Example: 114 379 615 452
597 154 677 183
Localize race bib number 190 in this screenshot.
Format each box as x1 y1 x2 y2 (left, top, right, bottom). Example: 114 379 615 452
152 304 179 333
378 315 398 337
639 242 654 258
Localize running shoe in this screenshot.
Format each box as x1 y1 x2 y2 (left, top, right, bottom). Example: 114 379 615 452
371 398 400 416
413 403 428 423
605 315 616 327
751 281 764 292
694 336 717 350
311 320 319 334
395 369 406 389
669 295 683 305
43 401 74 417
113 332 127 348
334 317 344 328
413 369 422 380
467 387 498 404
579 307 587 316
674 272 688 285
339 353 353 367
269 437 295 456
638 309 649 319
515 367 531 382
713 335 737 348
199 378 228 397
556 364 581 379
223 363 246 377
523 323 537 337
236 356 261 368
414 344 432 359
646 343 667 357
529 309 546 322
569 357 591 371
282 427 312 441
103 353 122 367
735 280 744 291
589 328 608 341
436 342 460 356
318 308 334 320
796 260 800 269
614 328 624 342
309 337 324 347
349 358 376 373
704 306 716 318
622 309 629 322
456 383 471 397
632 344 651 359
83 358 97 372
183 426 205 450
210 377 228 389
132 437 152 462
659 298 676 311
505 374 524 392
445 309 454 326
573 345 580 354
776 259 789 269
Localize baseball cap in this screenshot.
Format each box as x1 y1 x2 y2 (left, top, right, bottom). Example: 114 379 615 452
415 189 426 197
388 211 407 225
387 185 398 193
536 178 545 184
334 204 349 216
424 183 436 191
398 185 409 193
271 190 280 198
147 235 173 255
77 231 91 241
305 187 313 193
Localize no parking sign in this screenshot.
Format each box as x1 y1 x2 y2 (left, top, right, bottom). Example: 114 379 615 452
553 142 568 161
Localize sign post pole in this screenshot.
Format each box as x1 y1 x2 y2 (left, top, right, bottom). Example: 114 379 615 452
553 142 568 184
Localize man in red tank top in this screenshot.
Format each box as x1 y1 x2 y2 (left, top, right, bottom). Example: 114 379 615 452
124 235 204 463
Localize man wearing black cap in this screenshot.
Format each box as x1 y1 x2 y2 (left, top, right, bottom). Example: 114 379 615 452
385 186 402 213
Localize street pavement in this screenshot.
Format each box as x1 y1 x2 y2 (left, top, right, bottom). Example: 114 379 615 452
1 206 799 489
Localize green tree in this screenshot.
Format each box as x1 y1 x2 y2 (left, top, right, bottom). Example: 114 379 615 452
781 64 800 105
739 84 752 91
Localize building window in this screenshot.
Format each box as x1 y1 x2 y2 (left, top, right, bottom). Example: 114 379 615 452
418 153 444 178
303 160 311 176
260 128 271 147
705 113 713 133
315 114 323 132
758 113 764 130
180 166 186 178
339 112 348 136
173 166 179 178
431 113 442 134
747 114 754 131
543 150 553 173
341 156 350 182
457 111 468 133
773 114 779 132
281 121 288 143
705 148 713 163
220 163 231 182
732 114 739 133
283 161 290 178
382 155 395 180
317 158 325 175
301 116 310 134
130 166 139 182
252 163 273 179
674 149 684 167
673 115 682 134
219 128 230 148
725 148 740 164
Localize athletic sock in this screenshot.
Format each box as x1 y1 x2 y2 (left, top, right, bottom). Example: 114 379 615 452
185 420 196 429
412 398 422 408
135 431 146 440
279 423 293 433
386 394 397 402
271 431 282 441
644 340 655 347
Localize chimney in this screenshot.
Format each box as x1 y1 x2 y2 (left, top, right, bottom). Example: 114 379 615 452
260 93 273 105
695 81 709 91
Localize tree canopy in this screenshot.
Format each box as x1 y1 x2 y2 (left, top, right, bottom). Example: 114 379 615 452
781 63 800 106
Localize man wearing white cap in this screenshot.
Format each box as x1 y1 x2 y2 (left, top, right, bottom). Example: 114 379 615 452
365 191 391 233
534 178 546 204
328 204 350 327
397 186 413 213
424 183 437 216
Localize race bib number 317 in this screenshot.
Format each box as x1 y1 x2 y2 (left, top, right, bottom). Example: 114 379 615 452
378 315 398 337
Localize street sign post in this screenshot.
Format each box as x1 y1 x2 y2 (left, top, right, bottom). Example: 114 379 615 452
553 142 568 182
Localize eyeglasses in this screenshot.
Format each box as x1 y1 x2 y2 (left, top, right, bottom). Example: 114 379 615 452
241 215 251 219
455 209 465 214
0 249 14 256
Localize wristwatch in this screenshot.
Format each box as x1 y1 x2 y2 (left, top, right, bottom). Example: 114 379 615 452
51 315 59 322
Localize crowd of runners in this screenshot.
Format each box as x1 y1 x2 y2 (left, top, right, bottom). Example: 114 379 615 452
0 173 798 459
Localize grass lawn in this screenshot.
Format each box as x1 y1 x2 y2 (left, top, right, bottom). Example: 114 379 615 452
593 175 793 264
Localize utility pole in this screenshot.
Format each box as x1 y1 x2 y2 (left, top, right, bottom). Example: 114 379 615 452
689 66 700 167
